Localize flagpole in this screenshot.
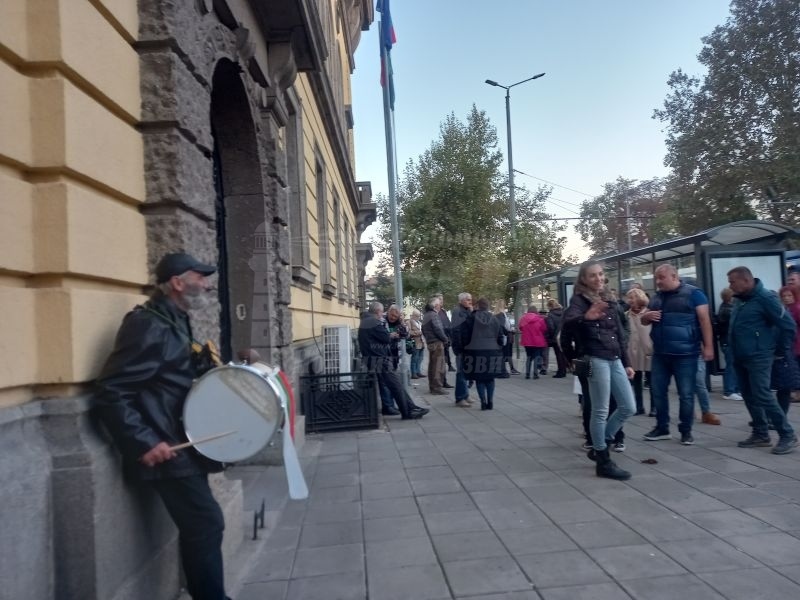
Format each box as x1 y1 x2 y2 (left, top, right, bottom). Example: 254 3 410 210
380 25 403 306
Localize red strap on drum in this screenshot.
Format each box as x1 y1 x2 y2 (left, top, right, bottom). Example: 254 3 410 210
277 370 296 440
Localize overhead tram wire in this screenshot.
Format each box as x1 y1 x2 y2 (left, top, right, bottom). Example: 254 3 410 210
513 168 597 198
511 184 585 214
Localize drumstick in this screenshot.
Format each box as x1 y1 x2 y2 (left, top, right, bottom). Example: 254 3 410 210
169 430 237 451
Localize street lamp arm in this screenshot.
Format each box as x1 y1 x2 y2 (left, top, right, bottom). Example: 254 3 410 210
509 72 546 89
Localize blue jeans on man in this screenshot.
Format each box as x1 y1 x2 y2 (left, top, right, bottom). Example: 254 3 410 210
721 343 740 396
651 354 697 434
410 347 424 376
735 355 794 439
455 354 469 402
378 379 396 412
694 357 711 414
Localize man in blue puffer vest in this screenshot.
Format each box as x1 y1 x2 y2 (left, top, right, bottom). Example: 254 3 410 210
641 264 715 445
727 266 797 454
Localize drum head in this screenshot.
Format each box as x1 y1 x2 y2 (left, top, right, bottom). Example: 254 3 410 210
183 364 282 462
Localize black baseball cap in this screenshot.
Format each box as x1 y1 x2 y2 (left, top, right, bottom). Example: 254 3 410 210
155 252 216 284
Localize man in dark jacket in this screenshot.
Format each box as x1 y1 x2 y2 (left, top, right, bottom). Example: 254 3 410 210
436 294 456 374
641 264 714 446
95 252 231 600
359 302 427 420
728 266 797 454
422 298 449 394
450 292 474 407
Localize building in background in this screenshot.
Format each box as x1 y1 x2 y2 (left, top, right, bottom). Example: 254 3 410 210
0 1 375 598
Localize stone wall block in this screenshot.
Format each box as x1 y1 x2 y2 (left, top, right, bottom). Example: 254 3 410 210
275 265 292 306
93 445 180 600
142 132 216 219
0 404 52 600
273 222 291 266
139 2 240 94
138 0 204 48
260 119 287 185
272 182 290 227
144 202 215 258
273 304 293 348
139 52 214 152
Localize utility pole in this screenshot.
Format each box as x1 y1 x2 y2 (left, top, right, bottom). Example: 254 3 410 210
625 197 632 251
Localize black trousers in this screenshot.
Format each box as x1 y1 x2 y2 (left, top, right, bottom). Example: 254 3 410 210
549 342 569 375
152 474 228 600
377 369 413 417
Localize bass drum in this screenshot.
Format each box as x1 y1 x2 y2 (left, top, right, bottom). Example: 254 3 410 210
183 362 283 462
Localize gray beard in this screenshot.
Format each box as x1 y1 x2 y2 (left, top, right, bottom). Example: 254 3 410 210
183 290 211 311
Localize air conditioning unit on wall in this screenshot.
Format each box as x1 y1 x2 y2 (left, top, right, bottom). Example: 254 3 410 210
321 325 352 374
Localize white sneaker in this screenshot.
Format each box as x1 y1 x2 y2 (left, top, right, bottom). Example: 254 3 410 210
723 393 743 401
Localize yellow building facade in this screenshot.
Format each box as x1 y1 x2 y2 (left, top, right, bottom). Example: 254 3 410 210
0 1 375 598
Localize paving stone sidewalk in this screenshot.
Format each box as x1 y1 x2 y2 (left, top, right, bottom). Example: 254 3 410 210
231 372 800 600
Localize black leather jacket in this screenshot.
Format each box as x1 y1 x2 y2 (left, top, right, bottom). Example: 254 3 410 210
358 312 392 371
561 294 630 368
95 294 222 481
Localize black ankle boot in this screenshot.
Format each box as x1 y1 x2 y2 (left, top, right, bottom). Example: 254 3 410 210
595 449 631 480
480 399 488 410
487 400 493 410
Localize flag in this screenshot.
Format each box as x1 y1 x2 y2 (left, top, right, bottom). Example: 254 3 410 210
377 0 396 49
377 0 396 109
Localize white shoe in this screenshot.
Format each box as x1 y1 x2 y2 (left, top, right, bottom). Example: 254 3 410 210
723 393 743 401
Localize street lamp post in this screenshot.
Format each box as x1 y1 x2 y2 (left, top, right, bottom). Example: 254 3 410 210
485 73 545 239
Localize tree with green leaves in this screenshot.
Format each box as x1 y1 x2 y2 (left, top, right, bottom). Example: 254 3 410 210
365 267 397 308
373 106 571 308
653 0 799 231
575 177 672 256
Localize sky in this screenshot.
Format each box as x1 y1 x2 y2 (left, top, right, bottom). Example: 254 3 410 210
350 0 734 266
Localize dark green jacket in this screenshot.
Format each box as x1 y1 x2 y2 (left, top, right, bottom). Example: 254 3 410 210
729 279 796 360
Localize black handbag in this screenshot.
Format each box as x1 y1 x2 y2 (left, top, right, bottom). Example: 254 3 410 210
572 356 592 378
771 355 800 391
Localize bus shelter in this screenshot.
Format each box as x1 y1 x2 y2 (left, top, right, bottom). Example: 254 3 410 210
509 220 799 372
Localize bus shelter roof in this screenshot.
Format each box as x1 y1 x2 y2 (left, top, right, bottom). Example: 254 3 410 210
510 220 797 288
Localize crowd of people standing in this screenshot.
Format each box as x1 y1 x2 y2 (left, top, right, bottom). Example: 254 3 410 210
361 260 800 482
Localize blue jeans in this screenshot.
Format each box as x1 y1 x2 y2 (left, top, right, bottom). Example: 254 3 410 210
735 355 794 439
475 380 495 403
651 354 697 434
587 357 636 451
378 380 395 412
524 347 544 377
410 348 424 376
695 357 710 413
455 354 469 401
721 344 740 395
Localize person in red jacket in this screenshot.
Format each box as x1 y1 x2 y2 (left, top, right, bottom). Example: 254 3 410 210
518 304 548 379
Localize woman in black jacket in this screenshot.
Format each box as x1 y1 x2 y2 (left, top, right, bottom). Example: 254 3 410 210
461 297 505 410
561 260 636 480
